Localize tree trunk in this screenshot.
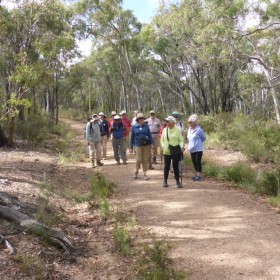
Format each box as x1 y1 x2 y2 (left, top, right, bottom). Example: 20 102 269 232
0 192 74 254
0 126 7 147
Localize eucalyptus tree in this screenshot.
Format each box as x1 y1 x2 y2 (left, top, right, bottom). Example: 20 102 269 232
237 1 280 123
76 0 145 111
0 0 77 145
147 0 248 115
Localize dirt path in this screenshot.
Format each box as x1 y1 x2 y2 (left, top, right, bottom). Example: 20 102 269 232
63 118 280 280
2 118 278 279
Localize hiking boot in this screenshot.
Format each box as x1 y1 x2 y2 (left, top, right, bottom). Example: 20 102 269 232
133 170 138 179
116 160 120 165
176 181 182 188
162 180 168 188
148 165 154 170
96 159 104 166
143 174 149 180
123 161 127 165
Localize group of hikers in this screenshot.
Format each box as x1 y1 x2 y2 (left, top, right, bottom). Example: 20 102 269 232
85 110 206 188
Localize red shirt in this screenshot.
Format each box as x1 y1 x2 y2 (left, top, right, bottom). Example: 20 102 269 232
121 117 131 137
108 118 114 130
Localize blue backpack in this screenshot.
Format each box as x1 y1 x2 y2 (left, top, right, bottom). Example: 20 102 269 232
111 122 125 139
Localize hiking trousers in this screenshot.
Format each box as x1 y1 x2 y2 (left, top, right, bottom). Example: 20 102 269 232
190 151 203 172
100 135 108 158
89 141 102 161
112 138 126 162
135 145 150 172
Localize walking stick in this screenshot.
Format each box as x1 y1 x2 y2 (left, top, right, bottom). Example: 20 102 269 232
180 152 183 187
160 147 163 170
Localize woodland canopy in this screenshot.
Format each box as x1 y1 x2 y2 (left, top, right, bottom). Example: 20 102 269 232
0 0 280 146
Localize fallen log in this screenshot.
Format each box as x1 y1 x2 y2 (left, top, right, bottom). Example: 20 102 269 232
0 205 74 254
0 191 37 214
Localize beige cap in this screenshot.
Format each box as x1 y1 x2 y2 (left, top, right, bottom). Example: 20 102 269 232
164 116 176 123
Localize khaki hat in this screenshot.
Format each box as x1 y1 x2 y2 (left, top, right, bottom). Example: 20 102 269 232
120 110 127 115
150 110 155 114
111 111 117 116
114 115 121 120
136 113 145 120
99 112 105 116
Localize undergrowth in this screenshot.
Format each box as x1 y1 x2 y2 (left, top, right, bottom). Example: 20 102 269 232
86 173 187 278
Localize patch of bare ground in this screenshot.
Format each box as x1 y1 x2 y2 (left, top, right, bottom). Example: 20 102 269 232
0 144 134 279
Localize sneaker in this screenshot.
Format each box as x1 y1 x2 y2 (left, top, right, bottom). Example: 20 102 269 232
96 160 104 166
176 181 182 188
133 171 138 179
193 176 201 181
143 174 149 180
162 180 168 188
191 175 197 180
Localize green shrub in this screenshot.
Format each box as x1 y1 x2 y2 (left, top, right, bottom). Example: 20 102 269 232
99 198 112 219
90 172 115 199
138 239 185 280
258 169 280 196
224 162 256 185
112 223 132 256
13 254 45 279
15 114 53 144
203 159 225 179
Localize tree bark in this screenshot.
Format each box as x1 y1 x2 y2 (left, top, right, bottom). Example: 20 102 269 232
0 192 74 254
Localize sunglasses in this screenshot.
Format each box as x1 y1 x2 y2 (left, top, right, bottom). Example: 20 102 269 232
173 116 178 118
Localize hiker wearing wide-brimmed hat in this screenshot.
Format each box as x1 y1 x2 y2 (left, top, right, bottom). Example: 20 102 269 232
146 110 161 166
85 114 104 168
171 111 184 135
130 113 154 180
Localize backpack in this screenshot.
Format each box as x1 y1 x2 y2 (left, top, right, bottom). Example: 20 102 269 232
111 123 124 139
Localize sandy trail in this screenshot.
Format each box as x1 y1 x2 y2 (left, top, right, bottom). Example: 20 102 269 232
64 118 280 280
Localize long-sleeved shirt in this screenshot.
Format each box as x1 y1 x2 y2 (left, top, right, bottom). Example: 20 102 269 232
99 119 109 137
130 124 153 148
86 121 101 142
187 125 206 153
160 126 184 155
